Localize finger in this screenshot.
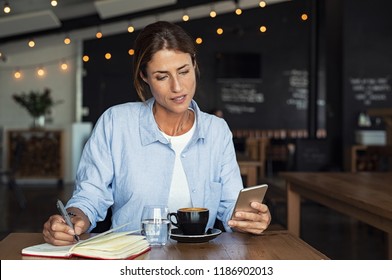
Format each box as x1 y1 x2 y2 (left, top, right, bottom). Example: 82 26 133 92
233 210 263 222
251 202 269 213
43 224 76 246
229 219 269 234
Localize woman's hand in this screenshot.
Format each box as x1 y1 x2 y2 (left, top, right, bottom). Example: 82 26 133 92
228 202 271 234
42 207 90 245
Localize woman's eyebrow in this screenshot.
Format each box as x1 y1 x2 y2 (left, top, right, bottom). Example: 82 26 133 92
152 64 190 74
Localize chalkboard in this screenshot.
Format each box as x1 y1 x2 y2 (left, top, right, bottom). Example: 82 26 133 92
218 68 309 130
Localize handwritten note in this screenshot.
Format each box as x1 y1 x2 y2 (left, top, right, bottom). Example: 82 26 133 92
350 77 391 106
283 69 308 110
218 79 263 115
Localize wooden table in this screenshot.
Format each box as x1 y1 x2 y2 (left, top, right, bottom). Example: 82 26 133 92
280 172 392 259
0 231 328 260
237 153 261 186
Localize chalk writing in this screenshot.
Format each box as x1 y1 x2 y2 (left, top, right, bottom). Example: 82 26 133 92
283 69 308 110
350 77 391 106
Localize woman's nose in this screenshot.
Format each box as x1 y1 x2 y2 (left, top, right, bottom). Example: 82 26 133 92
171 75 182 92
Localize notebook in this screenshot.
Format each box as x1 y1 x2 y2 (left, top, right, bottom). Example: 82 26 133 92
21 225 150 260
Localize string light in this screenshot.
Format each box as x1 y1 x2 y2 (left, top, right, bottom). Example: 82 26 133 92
96 28 103 39
128 49 135 56
195 37 203 45
259 1 267 8
60 60 68 71
3 1 11 14
127 23 135 33
51 0 58 7
216 28 224 35
105 53 111 60
37 66 46 77
28 39 35 48
14 69 22 79
182 10 189 22
210 5 217 18
64 35 71 45
301 13 308 21
235 7 242 15
259 25 267 33
82 55 90 62
7 55 76 79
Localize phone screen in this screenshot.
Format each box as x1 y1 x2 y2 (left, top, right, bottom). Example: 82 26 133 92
231 184 268 219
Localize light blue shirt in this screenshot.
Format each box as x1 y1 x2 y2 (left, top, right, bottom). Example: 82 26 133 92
67 98 243 232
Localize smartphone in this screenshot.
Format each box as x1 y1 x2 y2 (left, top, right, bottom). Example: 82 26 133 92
231 184 268 219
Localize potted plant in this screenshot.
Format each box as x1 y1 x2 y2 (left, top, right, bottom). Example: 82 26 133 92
12 88 63 129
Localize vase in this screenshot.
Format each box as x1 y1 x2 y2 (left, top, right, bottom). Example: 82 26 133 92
31 115 45 129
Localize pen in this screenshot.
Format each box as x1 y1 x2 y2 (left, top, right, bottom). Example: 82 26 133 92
56 199 80 242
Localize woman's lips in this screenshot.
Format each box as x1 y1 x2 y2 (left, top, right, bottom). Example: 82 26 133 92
172 95 186 103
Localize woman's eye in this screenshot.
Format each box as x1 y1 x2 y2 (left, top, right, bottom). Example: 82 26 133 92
156 75 167 81
179 70 190 75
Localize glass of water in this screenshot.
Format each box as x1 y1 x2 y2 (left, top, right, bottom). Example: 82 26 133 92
141 205 170 246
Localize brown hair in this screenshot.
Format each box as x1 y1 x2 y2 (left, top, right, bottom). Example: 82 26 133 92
133 21 200 101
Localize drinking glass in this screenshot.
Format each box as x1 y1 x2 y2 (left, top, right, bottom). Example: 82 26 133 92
141 205 170 246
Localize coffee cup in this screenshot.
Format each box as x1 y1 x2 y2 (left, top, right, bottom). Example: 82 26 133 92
169 207 209 235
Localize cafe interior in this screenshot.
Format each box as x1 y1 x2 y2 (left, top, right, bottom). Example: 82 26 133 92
0 0 391 260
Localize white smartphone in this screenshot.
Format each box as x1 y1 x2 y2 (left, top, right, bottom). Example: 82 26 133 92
231 184 268 219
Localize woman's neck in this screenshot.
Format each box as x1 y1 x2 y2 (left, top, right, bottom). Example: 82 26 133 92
153 105 194 136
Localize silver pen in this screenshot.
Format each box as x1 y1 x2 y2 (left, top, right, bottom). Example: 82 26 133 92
56 199 79 242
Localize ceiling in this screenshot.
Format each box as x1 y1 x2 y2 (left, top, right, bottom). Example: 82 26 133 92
0 0 225 43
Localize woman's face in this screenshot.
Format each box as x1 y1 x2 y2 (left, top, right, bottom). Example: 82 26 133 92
142 49 196 115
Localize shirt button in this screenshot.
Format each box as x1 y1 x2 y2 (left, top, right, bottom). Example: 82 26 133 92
181 154 186 158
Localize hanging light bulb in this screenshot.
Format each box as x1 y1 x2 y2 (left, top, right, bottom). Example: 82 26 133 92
37 66 45 77
127 23 135 33
182 10 189 22
210 5 217 18
14 69 22 79
259 25 267 33
3 1 11 14
28 39 35 48
234 0 242 15
96 28 103 39
64 34 71 45
60 60 68 71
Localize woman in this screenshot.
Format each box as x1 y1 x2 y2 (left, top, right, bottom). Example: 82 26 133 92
43 21 271 245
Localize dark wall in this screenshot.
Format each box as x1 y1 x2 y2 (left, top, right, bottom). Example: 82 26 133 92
342 0 392 148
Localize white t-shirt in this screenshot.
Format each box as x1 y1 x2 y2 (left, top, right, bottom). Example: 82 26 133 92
160 111 196 213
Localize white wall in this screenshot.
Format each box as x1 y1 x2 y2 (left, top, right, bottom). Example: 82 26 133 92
0 40 85 184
